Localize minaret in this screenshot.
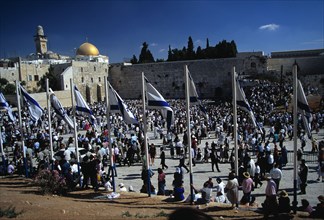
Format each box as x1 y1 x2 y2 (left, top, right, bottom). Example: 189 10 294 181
34 25 48 56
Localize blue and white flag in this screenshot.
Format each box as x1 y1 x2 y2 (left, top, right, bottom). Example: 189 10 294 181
186 66 207 115
145 77 173 130
19 84 43 122
0 92 16 122
297 80 312 139
74 85 96 124
236 80 262 133
49 89 74 129
108 83 138 125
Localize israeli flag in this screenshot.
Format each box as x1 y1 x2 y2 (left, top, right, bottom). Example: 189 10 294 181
236 80 262 133
49 89 74 129
19 84 43 122
74 85 96 124
108 83 138 125
145 77 173 130
297 80 312 139
0 92 16 122
187 66 207 115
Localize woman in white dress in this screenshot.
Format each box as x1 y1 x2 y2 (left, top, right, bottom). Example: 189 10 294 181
225 172 239 209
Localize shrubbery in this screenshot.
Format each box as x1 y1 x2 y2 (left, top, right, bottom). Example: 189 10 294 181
34 169 66 195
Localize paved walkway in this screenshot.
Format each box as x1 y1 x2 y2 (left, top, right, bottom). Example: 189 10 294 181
104 127 324 209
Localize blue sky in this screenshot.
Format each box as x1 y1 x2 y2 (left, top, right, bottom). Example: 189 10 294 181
1 0 323 63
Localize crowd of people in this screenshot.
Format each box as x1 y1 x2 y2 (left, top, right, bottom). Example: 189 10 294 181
0 78 323 217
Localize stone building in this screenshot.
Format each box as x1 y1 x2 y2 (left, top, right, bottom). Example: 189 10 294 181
0 26 109 105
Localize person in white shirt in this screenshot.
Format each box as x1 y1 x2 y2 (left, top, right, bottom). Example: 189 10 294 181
64 147 72 162
7 161 15 175
214 177 227 203
270 163 282 192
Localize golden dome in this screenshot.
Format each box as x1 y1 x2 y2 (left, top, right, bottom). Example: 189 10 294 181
76 42 99 56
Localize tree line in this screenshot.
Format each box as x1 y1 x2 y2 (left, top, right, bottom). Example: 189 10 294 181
130 36 238 64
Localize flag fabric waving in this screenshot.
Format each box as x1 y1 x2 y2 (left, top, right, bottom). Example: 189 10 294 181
145 77 173 130
236 79 262 132
186 66 207 115
19 84 43 122
50 89 74 129
0 92 16 122
74 85 96 124
297 80 312 139
108 83 138 125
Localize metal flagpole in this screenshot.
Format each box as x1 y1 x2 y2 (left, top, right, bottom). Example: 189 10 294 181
185 65 194 204
70 79 81 185
46 79 54 169
142 72 151 197
105 76 116 192
15 80 28 178
0 126 6 174
292 62 298 213
232 67 238 176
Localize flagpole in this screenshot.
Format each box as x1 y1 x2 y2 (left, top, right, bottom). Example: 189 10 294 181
0 126 6 174
46 79 54 168
15 81 28 178
232 67 238 176
70 79 81 185
185 65 194 204
105 77 116 192
142 72 151 197
292 62 298 214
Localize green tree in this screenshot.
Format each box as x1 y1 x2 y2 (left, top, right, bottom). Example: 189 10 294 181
37 66 61 92
186 36 195 60
196 46 204 59
156 58 165 62
0 78 9 91
138 42 155 63
130 55 138 64
4 84 16 94
214 40 237 58
167 45 174 61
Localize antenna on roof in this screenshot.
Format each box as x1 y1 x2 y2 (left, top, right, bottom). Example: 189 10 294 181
86 37 88 42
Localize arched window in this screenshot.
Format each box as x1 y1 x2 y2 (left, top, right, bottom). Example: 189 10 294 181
251 62 256 68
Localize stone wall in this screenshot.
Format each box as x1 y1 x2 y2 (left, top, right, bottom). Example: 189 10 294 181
267 56 324 75
20 62 50 92
5 90 72 108
109 55 323 100
109 57 267 99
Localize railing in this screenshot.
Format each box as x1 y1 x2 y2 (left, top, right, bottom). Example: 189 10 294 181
287 150 319 164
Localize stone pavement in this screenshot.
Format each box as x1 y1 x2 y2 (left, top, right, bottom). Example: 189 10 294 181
2 126 322 210
106 128 324 209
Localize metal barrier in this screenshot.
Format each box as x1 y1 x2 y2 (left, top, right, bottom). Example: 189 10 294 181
287 150 319 164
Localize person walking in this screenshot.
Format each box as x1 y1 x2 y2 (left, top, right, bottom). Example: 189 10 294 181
225 172 239 209
262 173 278 218
149 143 156 166
160 147 168 170
210 148 220 172
298 159 308 194
178 149 189 173
157 168 166 195
270 163 282 192
240 172 254 205
254 160 263 188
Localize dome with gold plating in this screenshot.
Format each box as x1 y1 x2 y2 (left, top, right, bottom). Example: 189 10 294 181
76 42 99 56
